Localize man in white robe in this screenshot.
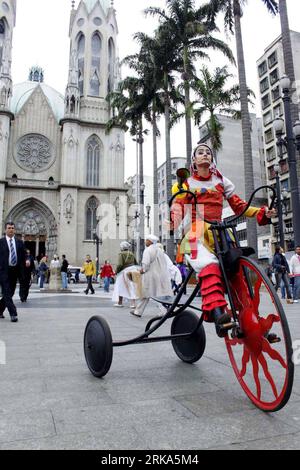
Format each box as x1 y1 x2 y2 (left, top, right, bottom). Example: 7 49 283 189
130 235 173 318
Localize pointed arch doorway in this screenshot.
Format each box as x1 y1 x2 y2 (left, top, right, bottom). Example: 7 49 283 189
6 198 58 260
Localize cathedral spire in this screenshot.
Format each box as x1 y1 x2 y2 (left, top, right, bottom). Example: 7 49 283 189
0 1 17 109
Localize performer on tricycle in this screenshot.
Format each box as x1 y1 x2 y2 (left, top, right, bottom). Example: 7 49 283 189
170 143 276 337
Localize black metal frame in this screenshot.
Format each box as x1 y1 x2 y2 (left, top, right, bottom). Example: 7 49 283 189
113 185 277 349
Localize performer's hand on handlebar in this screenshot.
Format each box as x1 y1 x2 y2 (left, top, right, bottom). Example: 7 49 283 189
265 207 277 219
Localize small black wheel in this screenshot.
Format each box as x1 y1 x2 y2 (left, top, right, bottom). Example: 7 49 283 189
84 316 113 378
171 310 206 364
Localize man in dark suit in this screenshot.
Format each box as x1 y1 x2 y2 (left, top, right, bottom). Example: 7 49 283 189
0 222 26 322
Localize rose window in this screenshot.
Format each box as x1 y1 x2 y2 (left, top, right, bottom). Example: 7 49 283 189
16 134 52 172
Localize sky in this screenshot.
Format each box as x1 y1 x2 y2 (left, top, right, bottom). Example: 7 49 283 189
10 0 300 179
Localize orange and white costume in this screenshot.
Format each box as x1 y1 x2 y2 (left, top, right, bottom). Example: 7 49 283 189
171 157 269 320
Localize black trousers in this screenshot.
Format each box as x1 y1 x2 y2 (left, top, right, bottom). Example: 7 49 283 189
0 267 20 317
19 271 31 301
86 276 94 294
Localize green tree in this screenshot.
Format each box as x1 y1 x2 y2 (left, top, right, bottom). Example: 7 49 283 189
106 75 151 259
191 65 254 155
204 0 278 253
122 30 183 255
145 0 234 168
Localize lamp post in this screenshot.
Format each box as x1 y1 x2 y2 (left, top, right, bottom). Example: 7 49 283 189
274 163 285 249
139 183 145 261
146 204 151 229
93 216 102 276
273 75 300 247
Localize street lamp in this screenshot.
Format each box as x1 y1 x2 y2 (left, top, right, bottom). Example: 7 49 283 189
139 183 145 261
273 75 300 247
274 163 285 249
93 216 102 276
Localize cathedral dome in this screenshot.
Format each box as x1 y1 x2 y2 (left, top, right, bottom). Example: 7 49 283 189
10 81 65 122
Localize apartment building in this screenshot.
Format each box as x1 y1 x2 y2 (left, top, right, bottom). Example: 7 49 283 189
257 31 300 251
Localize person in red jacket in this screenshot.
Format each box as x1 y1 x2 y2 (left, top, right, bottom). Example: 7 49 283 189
101 260 115 293
170 143 276 337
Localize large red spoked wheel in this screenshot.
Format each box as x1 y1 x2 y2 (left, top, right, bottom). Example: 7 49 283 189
225 257 294 412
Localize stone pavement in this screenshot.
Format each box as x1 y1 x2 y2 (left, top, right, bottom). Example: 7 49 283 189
0 286 299 450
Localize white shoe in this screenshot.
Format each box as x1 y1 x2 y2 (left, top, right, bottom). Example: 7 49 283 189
294 300 299 303
130 310 141 317
114 304 123 308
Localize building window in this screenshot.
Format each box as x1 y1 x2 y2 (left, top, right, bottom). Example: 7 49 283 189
108 38 115 94
270 68 279 86
268 51 278 69
273 103 283 119
272 86 280 102
85 197 99 240
281 179 290 192
263 111 272 126
264 128 273 144
258 61 267 77
262 93 270 110
260 77 269 93
268 165 275 180
237 230 247 242
78 33 85 96
90 33 101 96
266 146 276 162
86 136 101 187
280 159 289 174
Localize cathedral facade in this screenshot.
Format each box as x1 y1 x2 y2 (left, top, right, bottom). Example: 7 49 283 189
0 0 127 265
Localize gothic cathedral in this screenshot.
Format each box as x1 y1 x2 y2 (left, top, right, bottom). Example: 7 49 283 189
0 0 126 265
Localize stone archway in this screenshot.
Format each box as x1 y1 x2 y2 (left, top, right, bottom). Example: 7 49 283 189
6 198 58 260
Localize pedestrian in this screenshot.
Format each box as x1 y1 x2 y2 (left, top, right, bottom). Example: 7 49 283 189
81 255 96 295
130 235 173 318
272 246 293 304
19 249 35 302
101 260 115 293
290 245 300 303
61 254 69 290
112 241 139 308
38 257 48 288
0 222 26 322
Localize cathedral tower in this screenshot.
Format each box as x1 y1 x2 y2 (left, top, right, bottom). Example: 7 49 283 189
59 0 126 263
0 0 16 225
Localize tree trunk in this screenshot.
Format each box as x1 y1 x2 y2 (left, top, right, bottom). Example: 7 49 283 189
234 2 258 255
278 0 300 186
152 108 159 236
184 46 193 168
164 74 174 258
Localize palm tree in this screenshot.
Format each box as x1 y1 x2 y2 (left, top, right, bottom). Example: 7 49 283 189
204 0 278 253
106 76 151 259
145 0 234 168
191 65 254 155
122 30 183 255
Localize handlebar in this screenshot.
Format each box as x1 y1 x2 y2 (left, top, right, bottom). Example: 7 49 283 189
169 185 277 228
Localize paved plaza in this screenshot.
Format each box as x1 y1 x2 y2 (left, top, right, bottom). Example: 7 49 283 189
0 286 300 450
